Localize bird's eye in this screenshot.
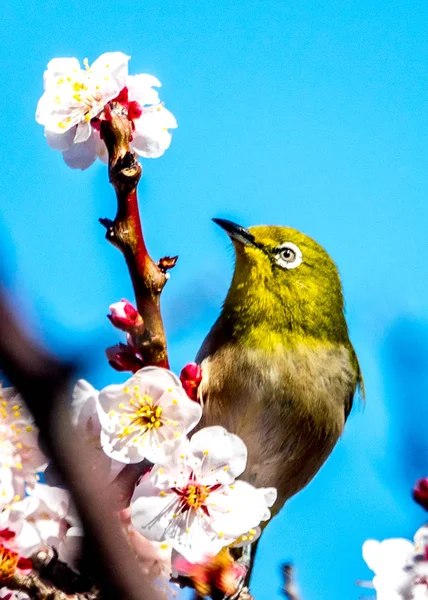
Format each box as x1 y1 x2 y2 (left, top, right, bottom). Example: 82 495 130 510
275 242 302 270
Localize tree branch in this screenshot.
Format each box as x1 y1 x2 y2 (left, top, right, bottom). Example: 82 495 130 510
100 111 174 368
0 290 161 600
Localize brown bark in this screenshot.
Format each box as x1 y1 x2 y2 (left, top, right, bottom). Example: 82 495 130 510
100 111 176 369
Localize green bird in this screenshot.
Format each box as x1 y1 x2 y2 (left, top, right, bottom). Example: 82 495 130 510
196 219 363 578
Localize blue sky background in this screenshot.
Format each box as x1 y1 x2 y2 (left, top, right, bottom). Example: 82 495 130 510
1 1 428 598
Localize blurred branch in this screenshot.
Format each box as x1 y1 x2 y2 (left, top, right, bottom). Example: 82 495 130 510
0 289 161 600
100 110 176 369
7 571 74 600
235 588 255 600
282 564 301 600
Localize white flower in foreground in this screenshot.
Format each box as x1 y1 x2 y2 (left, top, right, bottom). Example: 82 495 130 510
36 53 177 170
363 538 415 599
97 367 202 464
0 483 78 558
0 468 14 510
0 386 47 500
130 426 277 563
71 379 124 482
120 509 172 582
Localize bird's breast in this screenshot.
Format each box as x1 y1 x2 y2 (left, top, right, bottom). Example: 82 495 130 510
197 342 357 508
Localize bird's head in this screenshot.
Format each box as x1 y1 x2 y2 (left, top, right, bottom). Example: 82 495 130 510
214 218 349 344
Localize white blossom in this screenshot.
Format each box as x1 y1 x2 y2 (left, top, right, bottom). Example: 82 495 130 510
0 386 47 501
71 379 123 483
120 509 172 582
0 483 78 558
36 53 177 170
97 367 202 464
36 53 129 137
0 467 15 510
130 426 276 563
130 102 177 159
362 538 415 599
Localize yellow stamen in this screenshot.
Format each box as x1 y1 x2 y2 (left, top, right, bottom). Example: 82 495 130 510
0 546 19 582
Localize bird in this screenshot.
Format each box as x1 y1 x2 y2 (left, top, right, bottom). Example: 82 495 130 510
196 219 363 583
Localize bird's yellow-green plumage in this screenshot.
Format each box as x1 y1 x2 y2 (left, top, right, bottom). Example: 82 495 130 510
196 221 363 520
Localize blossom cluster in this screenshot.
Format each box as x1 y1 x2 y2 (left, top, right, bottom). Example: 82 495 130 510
0 385 79 592
0 365 276 599
361 479 428 600
362 528 428 599
36 52 177 170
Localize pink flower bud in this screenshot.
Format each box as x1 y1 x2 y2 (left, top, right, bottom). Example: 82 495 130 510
106 343 144 373
413 478 428 511
108 299 143 332
180 363 203 402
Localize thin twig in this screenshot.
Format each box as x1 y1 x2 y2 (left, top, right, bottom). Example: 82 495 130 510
100 111 175 368
282 564 301 600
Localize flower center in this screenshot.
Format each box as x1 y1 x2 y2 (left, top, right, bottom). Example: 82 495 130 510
183 484 210 509
133 405 163 430
0 546 18 583
117 391 166 440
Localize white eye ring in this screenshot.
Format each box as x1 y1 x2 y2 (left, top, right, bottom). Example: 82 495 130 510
275 242 303 270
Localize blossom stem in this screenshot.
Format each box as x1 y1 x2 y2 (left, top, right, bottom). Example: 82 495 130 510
282 564 301 600
100 110 171 368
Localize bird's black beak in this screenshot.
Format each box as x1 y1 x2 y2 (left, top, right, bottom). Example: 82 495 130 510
213 218 258 248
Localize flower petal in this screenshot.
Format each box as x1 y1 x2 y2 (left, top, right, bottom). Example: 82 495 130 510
100 429 145 464
71 379 99 427
131 476 180 542
27 483 70 518
44 58 81 89
208 482 268 539
73 121 92 144
131 367 183 393
190 426 247 484
45 127 76 151
127 74 161 106
131 107 177 158
363 538 414 574
90 52 130 100
62 133 98 170
0 468 14 509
